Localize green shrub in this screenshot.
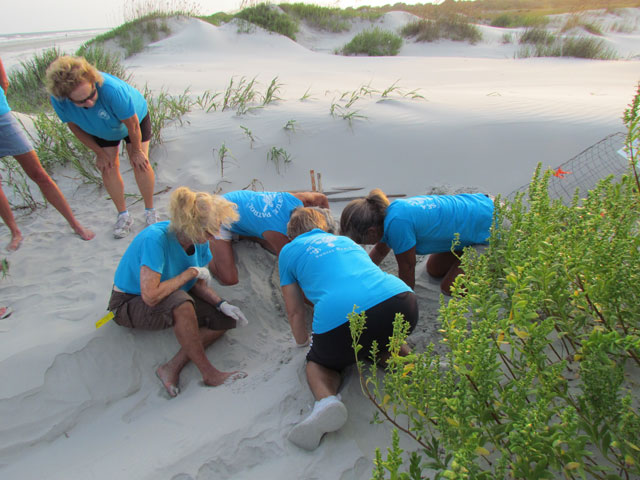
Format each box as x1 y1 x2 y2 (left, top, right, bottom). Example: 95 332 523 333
401 15 482 44
235 3 298 40
340 27 403 56
351 83 640 480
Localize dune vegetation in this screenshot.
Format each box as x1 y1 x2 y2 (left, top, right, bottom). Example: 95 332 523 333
352 83 640 480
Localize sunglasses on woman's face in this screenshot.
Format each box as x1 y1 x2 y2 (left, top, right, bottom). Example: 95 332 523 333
69 86 97 105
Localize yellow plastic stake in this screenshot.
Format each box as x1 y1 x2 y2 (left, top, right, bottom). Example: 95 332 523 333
95 311 114 329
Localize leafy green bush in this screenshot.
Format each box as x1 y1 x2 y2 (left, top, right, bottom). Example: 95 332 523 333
401 15 482 44
235 3 298 40
340 28 403 57
352 84 640 480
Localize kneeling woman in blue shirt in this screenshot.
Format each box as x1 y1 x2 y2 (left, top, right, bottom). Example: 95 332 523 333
279 207 418 451
340 189 495 295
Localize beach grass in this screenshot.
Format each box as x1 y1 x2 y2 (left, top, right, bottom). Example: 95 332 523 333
339 27 403 56
5 48 62 114
490 12 550 28
279 3 382 32
518 29 618 59
401 15 483 44
235 3 299 40
267 146 292 173
7 46 129 115
80 14 175 58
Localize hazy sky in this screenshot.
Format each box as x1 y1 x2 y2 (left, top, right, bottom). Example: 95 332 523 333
1 0 434 35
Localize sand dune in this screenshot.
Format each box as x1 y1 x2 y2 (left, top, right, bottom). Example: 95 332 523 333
0 10 639 479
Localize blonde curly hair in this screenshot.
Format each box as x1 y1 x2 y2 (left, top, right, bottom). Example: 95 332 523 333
169 187 238 243
45 56 103 99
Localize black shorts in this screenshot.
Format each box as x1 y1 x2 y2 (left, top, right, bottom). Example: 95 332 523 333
306 291 418 371
92 113 151 148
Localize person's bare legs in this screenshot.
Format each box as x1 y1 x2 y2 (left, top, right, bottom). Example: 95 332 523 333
156 302 245 396
208 238 238 285
426 251 462 296
288 361 347 450
0 184 22 250
14 150 94 240
99 146 127 213
306 361 341 401
155 327 225 397
125 140 155 209
262 230 290 256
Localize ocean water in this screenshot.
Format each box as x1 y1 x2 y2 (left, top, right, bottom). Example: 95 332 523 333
0 28 107 71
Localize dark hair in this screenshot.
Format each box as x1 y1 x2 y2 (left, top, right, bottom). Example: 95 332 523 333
339 188 389 244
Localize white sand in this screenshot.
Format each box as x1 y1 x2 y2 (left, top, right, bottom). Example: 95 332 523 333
0 10 639 479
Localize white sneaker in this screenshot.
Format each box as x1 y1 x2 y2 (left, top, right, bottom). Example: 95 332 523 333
288 395 347 451
144 209 158 226
113 213 134 239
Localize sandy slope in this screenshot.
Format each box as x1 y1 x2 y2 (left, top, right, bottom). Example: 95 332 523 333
0 10 639 480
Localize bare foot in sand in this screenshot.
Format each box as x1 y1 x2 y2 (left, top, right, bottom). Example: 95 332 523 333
7 231 23 251
204 370 247 387
156 365 180 398
73 225 96 241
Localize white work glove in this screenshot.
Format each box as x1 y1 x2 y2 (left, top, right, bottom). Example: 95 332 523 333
219 301 249 327
190 266 211 282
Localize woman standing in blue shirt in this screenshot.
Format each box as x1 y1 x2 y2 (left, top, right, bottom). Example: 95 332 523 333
280 207 418 451
340 189 494 295
45 56 157 239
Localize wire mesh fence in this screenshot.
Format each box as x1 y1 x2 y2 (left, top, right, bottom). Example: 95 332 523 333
507 132 630 204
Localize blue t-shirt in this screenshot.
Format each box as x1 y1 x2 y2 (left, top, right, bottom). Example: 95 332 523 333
51 72 148 141
382 193 494 255
279 229 410 334
223 191 303 238
0 88 10 116
114 221 212 295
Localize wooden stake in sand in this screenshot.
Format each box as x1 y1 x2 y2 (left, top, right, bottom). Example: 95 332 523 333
310 170 316 191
